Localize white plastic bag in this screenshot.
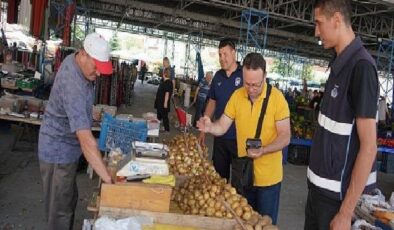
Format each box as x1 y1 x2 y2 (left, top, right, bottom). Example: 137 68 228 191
352 219 382 230
94 215 153 230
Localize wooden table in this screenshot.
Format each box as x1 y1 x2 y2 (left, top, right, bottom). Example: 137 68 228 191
0 114 42 126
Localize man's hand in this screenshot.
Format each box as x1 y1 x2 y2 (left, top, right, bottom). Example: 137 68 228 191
247 147 264 159
197 116 212 133
330 211 352 230
102 173 113 184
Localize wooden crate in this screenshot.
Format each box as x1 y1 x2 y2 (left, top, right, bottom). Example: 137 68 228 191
100 182 172 213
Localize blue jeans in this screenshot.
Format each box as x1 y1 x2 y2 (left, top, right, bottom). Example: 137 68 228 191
245 182 281 224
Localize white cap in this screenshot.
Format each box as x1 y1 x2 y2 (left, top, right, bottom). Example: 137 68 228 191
83 33 112 75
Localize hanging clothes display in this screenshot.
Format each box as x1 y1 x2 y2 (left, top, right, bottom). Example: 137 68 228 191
94 59 137 106
7 0 20 24
63 2 76 46
18 0 32 29
31 0 48 38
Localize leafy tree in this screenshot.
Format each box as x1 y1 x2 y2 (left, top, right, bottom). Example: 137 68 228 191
301 63 314 81
110 32 121 51
270 58 294 77
73 24 85 41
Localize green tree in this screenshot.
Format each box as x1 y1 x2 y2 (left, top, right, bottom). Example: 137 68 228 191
270 58 294 77
110 32 121 51
301 63 314 81
73 24 85 41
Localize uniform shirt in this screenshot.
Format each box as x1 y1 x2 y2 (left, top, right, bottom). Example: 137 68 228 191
224 83 290 186
208 65 243 139
197 78 210 100
154 79 173 111
308 37 379 200
38 54 94 164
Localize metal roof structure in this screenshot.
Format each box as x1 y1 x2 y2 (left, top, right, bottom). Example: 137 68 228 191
66 0 394 61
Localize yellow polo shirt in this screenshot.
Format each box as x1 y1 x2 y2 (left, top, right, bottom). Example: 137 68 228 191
224 83 290 186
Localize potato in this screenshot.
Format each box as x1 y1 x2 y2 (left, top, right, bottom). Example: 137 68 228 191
246 213 259 225
262 225 278 230
214 211 223 218
240 197 248 206
235 206 243 217
245 224 254 230
208 199 215 208
209 191 216 198
231 201 240 210
230 195 240 203
214 201 222 210
258 215 272 226
206 207 215 216
191 208 199 214
188 199 196 206
242 211 252 221
243 206 252 212
226 212 233 219
224 192 231 199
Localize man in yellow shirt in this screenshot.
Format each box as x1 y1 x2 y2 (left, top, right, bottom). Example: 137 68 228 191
197 53 290 224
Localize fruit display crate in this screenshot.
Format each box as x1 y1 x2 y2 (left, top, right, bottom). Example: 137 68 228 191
98 113 148 154
16 78 42 92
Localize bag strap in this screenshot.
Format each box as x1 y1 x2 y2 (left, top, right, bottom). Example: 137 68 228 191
255 84 272 139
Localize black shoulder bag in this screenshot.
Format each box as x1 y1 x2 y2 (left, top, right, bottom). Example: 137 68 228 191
231 84 272 195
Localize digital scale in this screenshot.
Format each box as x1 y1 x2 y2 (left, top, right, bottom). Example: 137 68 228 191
132 141 169 159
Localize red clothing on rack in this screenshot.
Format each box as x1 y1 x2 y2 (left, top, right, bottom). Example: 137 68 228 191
7 0 20 24
31 0 48 38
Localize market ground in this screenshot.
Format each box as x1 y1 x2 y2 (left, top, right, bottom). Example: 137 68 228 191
0 80 393 230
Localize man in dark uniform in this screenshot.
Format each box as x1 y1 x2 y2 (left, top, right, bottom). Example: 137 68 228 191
198 39 243 181
305 1 379 229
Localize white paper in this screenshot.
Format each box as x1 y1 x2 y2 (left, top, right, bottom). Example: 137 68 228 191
34 71 41 79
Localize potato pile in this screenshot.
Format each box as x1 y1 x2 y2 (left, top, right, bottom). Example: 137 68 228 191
168 134 279 230
167 134 210 176
173 173 278 230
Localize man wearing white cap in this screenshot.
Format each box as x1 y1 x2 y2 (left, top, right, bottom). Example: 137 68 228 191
38 33 113 230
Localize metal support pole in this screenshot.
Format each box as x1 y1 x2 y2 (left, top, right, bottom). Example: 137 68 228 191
163 32 168 57
238 8 269 60
376 40 394 110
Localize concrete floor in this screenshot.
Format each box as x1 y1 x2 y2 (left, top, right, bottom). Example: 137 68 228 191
0 80 393 230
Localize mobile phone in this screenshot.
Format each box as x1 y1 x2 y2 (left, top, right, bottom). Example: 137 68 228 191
246 138 262 149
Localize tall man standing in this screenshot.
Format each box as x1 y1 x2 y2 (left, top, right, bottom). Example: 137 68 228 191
38 33 113 230
305 1 379 229
199 39 243 181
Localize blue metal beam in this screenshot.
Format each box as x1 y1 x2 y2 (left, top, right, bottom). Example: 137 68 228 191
238 8 269 60
376 40 394 113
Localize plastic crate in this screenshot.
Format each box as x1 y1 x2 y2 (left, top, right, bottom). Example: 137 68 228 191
98 113 148 154
380 154 394 174
16 78 41 91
